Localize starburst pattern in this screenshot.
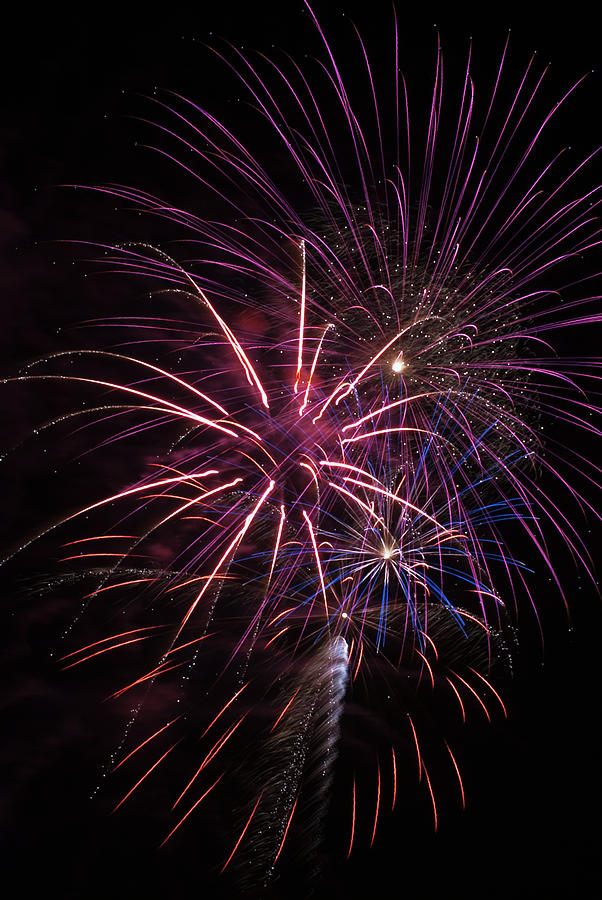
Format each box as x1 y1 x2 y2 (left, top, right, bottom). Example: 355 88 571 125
3 3 600 891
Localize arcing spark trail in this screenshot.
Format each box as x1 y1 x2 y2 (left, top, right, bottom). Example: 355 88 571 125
3 2 600 890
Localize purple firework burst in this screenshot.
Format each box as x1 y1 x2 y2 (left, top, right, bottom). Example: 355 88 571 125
3 4 600 896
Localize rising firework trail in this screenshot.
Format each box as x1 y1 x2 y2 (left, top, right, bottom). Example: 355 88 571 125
2 2 600 894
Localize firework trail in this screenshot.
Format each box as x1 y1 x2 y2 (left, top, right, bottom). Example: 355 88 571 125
2 1 600 891
232 635 348 894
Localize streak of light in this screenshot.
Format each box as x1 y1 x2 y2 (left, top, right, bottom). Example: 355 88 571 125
176 479 275 638
113 741 180 811
302 510 330 617
294 239 307 394
270 688 301 733
201 683 249 737
221 793 264 872
408 715 422 780
370 759 381 846
273 796 299 864
347 777 356 859
160 774 223 846
445 742 466 809
113 717 181 772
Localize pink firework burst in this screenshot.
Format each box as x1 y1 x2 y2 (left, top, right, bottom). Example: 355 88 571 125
2 4 600 897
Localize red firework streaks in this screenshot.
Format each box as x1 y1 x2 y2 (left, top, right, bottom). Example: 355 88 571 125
2 1 601 887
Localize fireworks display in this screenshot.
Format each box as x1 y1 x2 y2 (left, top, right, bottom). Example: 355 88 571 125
2 3 600 898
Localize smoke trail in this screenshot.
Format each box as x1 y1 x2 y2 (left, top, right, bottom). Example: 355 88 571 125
234 636 348 895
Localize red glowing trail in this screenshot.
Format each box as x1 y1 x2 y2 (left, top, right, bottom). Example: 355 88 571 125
173 714 248 809
450 671 492 723
113 717 181 772
445 743 466 810
274 797 299 864
270 688 301 733
370 760 381 847
408 716 422 781
468 667 508 717
347 778 356 859
161 775 224 847
113 742 180 812
175 480 275 638
8 0 600 879
423 764 438 831
302 510 330 617
221 794 264 872
201 684 249 738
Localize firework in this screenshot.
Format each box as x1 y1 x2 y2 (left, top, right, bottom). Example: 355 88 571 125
3 2 600 894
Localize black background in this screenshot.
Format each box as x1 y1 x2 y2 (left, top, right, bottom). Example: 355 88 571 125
1 2 600 898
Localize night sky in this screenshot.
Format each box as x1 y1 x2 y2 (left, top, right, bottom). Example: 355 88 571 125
1 3 601 898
